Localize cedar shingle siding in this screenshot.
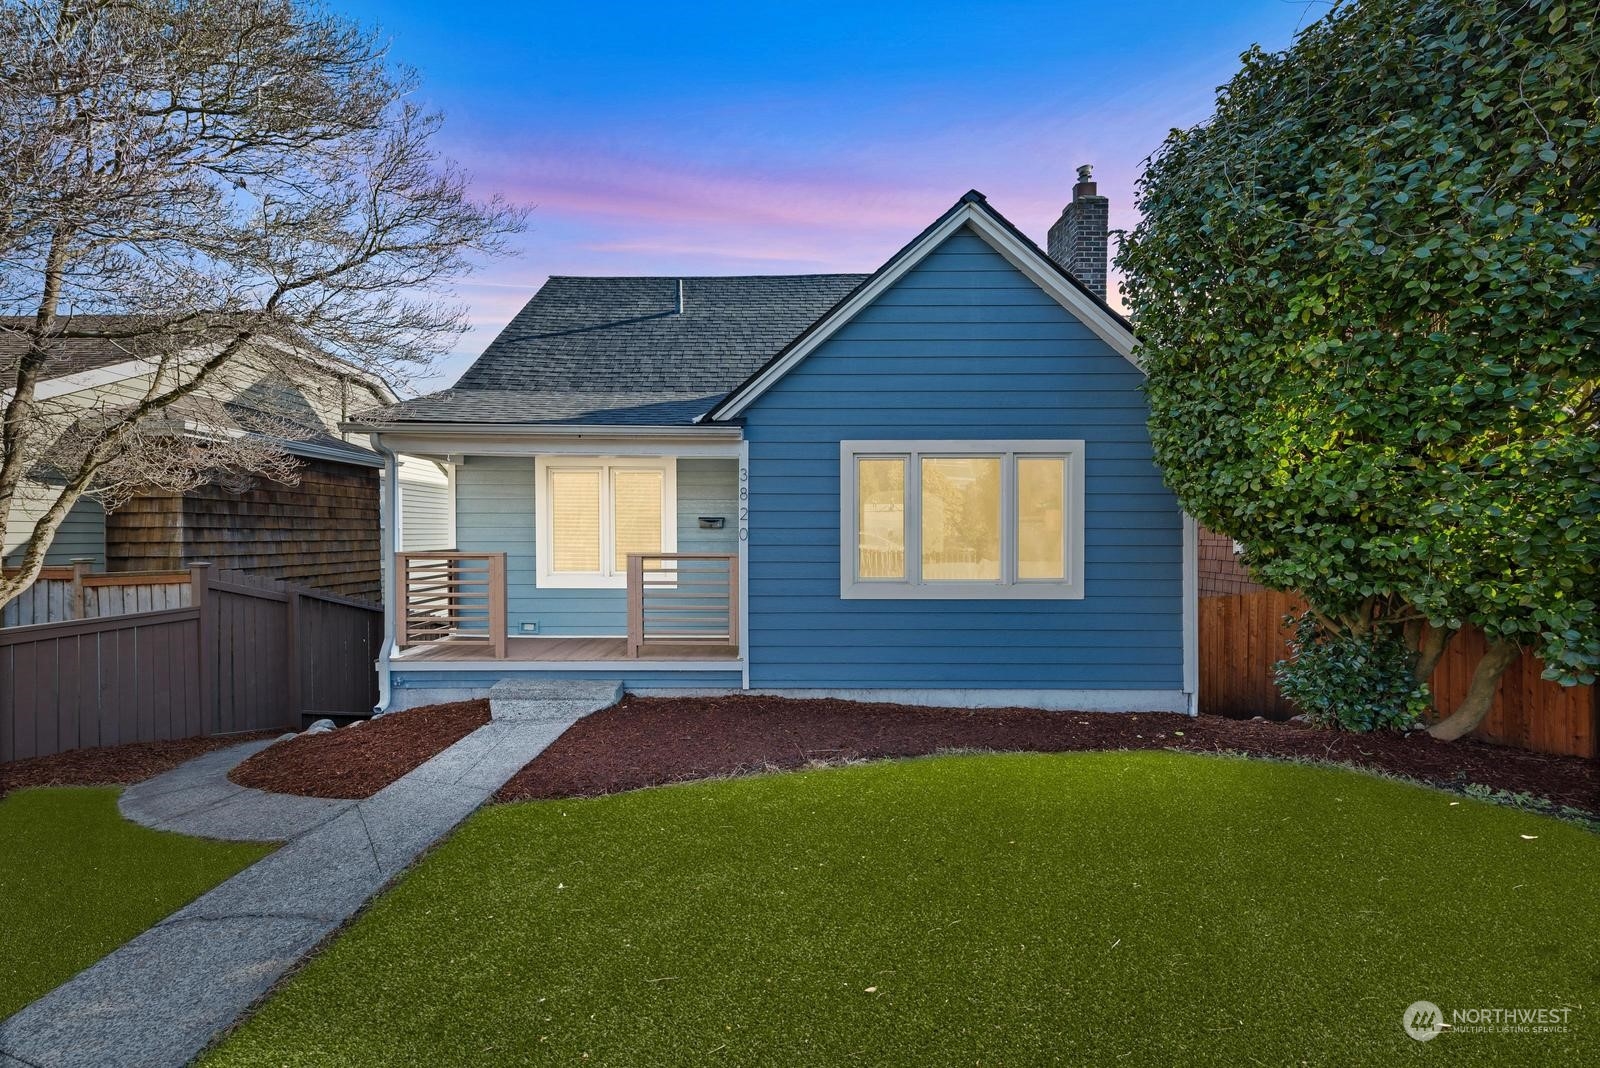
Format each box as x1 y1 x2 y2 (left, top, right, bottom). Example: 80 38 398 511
106 458 379 599
1198 525 1262 597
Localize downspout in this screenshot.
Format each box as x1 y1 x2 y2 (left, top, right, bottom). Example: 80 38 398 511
371 432 401 714
1181 512 1200 716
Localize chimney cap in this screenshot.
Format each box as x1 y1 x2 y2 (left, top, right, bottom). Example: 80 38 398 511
1072 163 1100 201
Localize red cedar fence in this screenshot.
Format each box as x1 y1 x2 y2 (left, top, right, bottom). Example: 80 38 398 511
1200 589 1598 759
0 564 383 762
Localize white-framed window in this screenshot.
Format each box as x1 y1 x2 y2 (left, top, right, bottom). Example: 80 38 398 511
534 456 677 589
839 440 1085 600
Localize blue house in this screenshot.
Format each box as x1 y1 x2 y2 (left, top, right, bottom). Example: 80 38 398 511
353 178 1197 714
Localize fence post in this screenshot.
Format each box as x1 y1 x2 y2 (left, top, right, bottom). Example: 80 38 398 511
285 588 303 725
68 558 93 619
189 562 216 735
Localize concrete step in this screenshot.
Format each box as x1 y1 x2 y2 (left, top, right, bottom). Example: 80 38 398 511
488 678 623 722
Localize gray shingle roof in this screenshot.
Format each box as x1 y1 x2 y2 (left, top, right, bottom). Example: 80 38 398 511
0 316 172 389
355 274 868 426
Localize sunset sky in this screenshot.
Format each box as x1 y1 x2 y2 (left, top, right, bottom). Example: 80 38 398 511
337 1 1319 387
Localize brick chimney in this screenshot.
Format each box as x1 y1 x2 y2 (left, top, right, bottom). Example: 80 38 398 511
1047 164 1109 300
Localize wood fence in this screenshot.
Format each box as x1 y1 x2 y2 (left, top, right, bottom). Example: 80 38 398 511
1 562 193 628
0 563 383 762
1200 590 1598 758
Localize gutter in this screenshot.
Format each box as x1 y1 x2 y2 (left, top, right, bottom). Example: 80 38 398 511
275 438 383 468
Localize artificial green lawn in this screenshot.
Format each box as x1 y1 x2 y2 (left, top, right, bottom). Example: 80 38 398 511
206 753 1599 1066
0 787 273 1019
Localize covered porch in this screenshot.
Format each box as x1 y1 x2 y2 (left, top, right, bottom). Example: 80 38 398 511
373 429 748 674
393 634 741 664
392 547 741 666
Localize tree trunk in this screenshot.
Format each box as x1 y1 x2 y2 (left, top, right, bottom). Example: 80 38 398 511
1427 639 1520 741
1413 625 1454 687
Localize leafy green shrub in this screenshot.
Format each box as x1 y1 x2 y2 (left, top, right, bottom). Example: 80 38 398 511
1274 613 1432 732
1118 0 1600 739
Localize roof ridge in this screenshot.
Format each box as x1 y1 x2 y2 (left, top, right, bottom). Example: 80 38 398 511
542 272 872 281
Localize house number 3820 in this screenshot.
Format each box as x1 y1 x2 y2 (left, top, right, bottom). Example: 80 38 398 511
738 465 749 541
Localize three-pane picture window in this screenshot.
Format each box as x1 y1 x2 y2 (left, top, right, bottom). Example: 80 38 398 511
841 441 1084 599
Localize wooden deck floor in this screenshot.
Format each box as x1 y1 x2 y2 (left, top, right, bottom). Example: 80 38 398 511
395 636 740 664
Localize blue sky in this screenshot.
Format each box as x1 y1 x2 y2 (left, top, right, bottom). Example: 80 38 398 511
336 1 1322 387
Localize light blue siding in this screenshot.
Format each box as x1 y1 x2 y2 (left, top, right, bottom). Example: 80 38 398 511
453 456 737 636
739 225 1184 691
3 497 106 567
677 459 740 553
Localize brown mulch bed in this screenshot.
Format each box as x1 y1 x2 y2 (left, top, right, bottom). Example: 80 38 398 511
494 694 1599 814
0 731 278 798
227 700 490 799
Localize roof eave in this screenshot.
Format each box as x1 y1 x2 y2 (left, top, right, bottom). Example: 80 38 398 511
343 419 744 441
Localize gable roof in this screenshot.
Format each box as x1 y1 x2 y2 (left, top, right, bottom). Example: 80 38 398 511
0 315 391 467
0 316 172 390
702 191 1138 421
354 274 867 427
0 316 396 400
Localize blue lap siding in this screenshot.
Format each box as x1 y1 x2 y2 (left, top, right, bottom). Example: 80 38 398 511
739 225 1184 691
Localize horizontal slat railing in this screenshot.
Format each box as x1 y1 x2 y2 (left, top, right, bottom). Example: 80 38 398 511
627 552 738 658
395 551 506 659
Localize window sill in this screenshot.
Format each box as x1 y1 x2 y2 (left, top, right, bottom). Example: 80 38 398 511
840 582 1084 601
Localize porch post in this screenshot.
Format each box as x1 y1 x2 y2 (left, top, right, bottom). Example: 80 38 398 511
626 554 643 657
371 434 402 712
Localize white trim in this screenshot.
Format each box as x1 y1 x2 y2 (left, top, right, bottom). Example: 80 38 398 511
1182 512 1199 716
389 658 743 673
838 439 1085 600
738 440 751 691
744 688 1189 713
709 201 1139 420
9 358 162 402
371 434 403 713
443 462 458 548
346 422 743 443
376 433 742 461
533 455 678 589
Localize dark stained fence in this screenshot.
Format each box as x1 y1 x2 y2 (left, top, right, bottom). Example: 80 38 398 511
1 564 381 762
295 595 385 719
1 608 204 760
1201 589 1599 759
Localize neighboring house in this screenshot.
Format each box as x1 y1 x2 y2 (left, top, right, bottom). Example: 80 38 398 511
355 176 1196 713
1198 527 1263 598
1 325 454 601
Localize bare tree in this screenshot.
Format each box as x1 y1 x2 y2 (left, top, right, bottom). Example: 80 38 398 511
0 0 525 606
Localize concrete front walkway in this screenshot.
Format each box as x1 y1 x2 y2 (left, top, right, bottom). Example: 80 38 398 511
117 738 353 840
0 715 580 1068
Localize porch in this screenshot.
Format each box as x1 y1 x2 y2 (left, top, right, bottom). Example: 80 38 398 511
393 550 741 666
393 634 741 664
